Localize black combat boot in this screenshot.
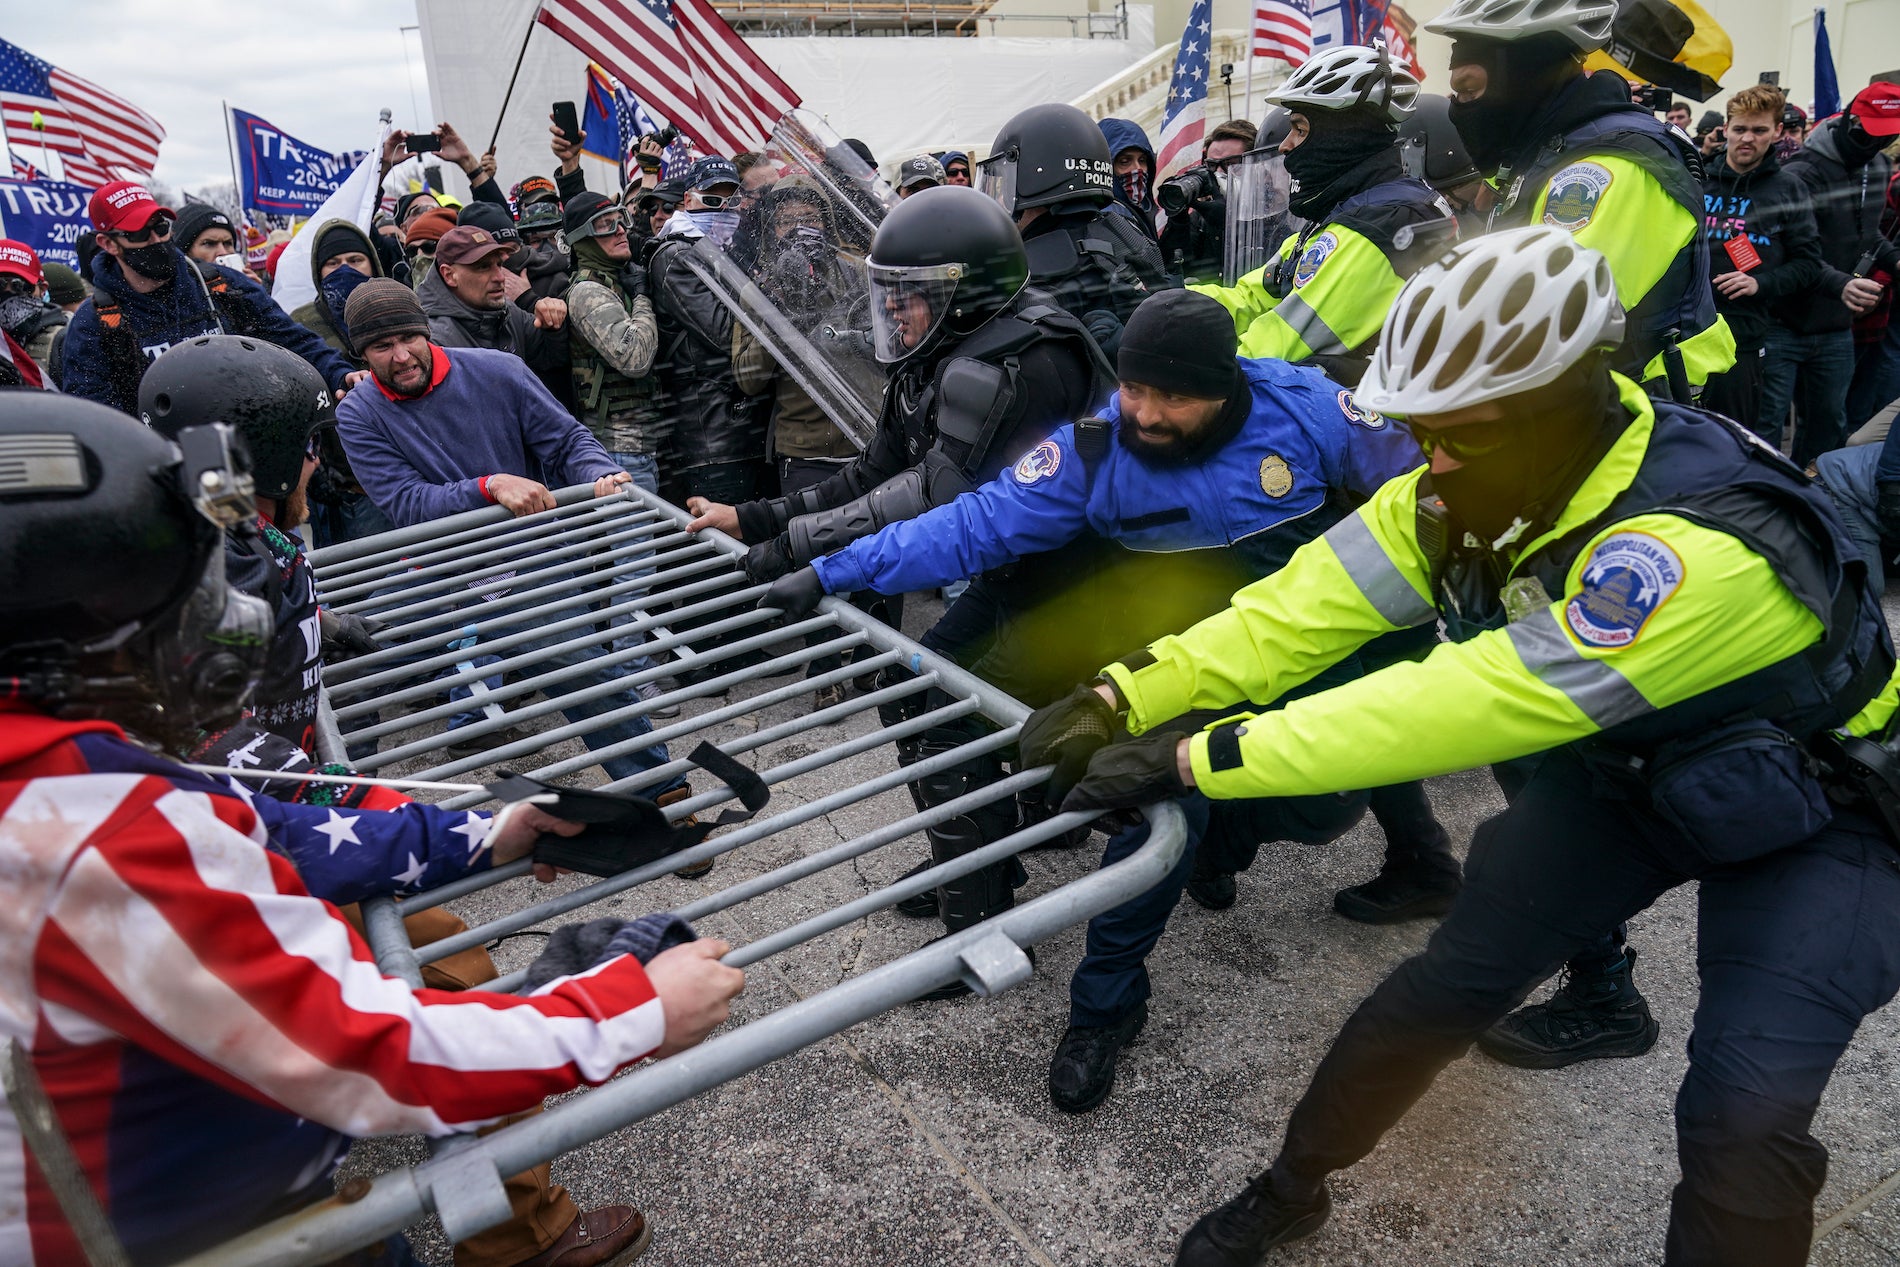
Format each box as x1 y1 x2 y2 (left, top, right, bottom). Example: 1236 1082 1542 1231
1477 948 1660 1069
1175 1170 1332 1265
1333 781 1461 924
1047 1001 1147 1113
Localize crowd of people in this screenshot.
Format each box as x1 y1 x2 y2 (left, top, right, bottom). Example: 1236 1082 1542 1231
4 0 1900 1261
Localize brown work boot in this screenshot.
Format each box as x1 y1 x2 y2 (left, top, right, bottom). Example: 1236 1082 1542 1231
657 784 715 879
508 1205 651 1267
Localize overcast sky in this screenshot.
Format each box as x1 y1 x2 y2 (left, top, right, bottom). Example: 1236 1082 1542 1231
16 1 435 191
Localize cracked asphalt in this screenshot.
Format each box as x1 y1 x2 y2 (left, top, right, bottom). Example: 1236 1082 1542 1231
337 588 1900 1267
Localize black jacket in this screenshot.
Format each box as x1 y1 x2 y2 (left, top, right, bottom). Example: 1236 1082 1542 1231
646 231 770 472
1700 149 1824 347
1779 117 1900 334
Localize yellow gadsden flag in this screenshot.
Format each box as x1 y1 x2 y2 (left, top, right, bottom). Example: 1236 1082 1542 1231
1584 0 1733 101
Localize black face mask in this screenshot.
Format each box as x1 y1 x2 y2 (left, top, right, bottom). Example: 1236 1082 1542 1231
1283 112 1394 218
122 241 177 282
1429 365 1625 546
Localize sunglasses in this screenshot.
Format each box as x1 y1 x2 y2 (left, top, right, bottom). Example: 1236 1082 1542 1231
111 217 173 246
1398 417 1516 462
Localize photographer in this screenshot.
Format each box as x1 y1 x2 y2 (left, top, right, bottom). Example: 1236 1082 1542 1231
1156 119 1256 284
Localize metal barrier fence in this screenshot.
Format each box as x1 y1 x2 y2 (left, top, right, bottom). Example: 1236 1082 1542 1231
175 482 1185 1266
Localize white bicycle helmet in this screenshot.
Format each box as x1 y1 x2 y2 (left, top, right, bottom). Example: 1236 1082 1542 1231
1424 0 1616 53
1266 45 1421 124
1355 226 1625 416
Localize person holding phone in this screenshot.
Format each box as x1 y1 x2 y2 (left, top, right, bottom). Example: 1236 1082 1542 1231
1698 82 1824 440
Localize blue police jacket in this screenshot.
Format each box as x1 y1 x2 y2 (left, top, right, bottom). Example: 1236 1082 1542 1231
813 356 1425 600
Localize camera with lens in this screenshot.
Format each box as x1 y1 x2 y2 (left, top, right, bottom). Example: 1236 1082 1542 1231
1633 85 1674 114
1157 163 1220 216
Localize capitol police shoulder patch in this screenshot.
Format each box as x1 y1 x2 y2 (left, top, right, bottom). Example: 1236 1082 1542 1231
1563 531 1683 650
1293 231 1339 288
1542 162 1613 231
1337 389 1385 428
1013 439 1063 485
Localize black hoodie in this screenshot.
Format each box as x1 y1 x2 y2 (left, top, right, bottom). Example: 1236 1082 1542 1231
1779 116 1900 333
1700 147 1824 347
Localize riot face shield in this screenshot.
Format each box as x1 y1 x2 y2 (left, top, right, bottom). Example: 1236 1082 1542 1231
1222 145 1295 286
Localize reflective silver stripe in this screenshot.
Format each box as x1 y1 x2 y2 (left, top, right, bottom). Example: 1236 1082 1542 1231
1273 292 1348 356
1505 608 1655 730
1327 513 1437 628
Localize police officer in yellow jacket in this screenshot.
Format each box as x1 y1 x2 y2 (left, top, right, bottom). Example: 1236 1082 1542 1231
1191 44 1453 382
1019 228 1900 1266
1426 0 1734 395
1426 0 1740 1067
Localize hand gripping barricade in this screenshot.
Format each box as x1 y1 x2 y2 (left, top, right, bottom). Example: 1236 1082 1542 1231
161 481 1185 1267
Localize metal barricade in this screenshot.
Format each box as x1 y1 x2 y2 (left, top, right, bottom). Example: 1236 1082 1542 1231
175 482 1185 1266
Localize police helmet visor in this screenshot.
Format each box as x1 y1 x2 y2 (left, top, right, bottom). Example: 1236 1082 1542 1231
866 260 962 363
975 149 1018 213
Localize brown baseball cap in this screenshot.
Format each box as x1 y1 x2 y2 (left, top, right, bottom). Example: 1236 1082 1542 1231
435 225 512 267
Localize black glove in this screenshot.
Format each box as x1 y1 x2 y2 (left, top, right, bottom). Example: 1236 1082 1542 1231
743 534 796 583
320 610 383 661
1877 481 1900 542
759 565 826 616
1018 684 1117 806
618 261 647 300
1060 731 1190 814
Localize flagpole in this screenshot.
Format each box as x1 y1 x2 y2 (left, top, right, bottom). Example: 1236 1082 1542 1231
222 101 244 212
489 6 543 153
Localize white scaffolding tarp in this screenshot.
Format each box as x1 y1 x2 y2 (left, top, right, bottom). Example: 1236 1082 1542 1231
415 0 1147 196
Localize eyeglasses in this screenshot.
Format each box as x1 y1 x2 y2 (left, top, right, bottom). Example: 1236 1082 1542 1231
1397 417 1516 462
111 217 173 246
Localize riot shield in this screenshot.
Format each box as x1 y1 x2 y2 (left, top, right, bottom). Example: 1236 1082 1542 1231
1221 146 1294 287
689 109 895 451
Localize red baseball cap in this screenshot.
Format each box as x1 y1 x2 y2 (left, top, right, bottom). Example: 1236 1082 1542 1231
1849 82 1900 137
0 239 43 286
88 180 176 234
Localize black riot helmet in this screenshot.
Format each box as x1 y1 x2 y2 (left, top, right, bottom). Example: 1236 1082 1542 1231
979 103 1116 215
0 394 272 741
865 185 1029 364
138 336 335 502
1398 94 1481 193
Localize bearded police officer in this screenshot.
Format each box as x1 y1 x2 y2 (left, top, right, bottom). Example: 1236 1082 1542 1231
1195 45 1451 383
978 103 1170 354
759 289 1458 1105
686 185 1112 969
1020 227 1900 1266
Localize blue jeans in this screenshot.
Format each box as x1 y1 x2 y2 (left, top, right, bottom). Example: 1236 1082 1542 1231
1760 325 1857 465
443 563 680 791
1068 790 1371 1028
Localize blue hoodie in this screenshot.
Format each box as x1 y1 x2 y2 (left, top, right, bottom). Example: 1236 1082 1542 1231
61 246 354 415
1098 118 1158 238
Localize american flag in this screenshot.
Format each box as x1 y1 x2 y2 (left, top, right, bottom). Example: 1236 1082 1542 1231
1155 0 1213 182
0 39 163 182
1253 0 1313 67
537 0 800 157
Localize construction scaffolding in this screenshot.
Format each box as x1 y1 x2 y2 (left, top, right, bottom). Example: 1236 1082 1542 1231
173 482 1185 1266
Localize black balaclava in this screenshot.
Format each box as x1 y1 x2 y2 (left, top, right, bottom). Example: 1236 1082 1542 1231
1431 354 1628 545
1284 106 1399 220
1446 35 1584 174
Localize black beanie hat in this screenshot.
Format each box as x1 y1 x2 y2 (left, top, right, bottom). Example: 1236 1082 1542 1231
173 203 235 253
314 223 368 269
1117 290 1239 400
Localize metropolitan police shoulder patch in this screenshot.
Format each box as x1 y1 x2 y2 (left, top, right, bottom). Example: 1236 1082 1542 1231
1564 531 1683 650
1542 162 1613 231
1293 231 1339 288
1013 439 1062 485
1338 389 1385 428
